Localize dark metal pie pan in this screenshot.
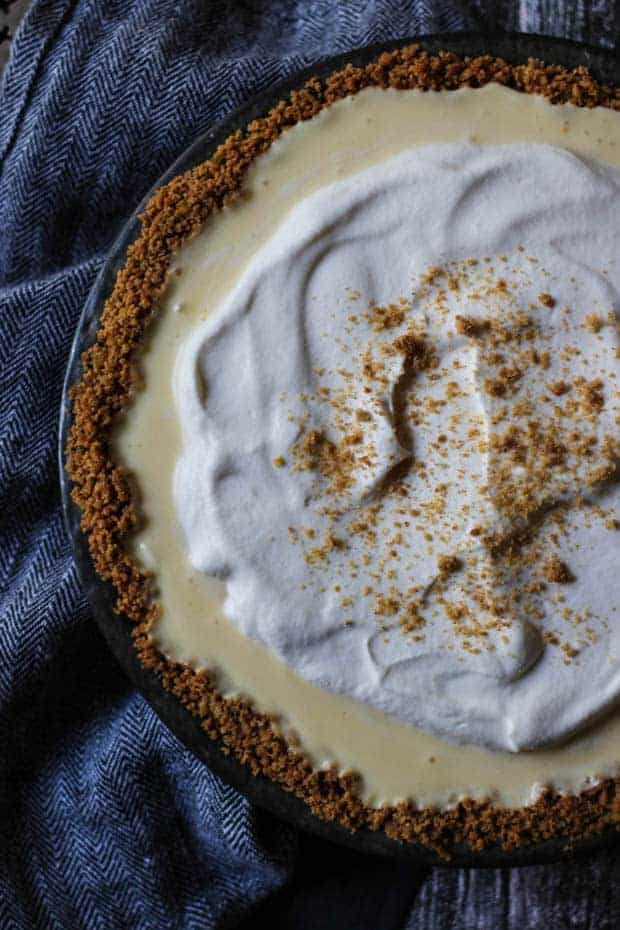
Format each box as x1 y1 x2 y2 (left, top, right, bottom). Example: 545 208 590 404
59 32 620 868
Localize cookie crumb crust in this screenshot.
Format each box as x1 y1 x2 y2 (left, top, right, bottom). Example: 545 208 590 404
66 44 620 857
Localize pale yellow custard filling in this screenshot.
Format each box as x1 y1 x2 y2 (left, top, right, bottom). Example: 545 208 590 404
114 84 620 809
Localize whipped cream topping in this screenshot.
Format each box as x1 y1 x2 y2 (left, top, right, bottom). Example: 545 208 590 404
174 142 620 753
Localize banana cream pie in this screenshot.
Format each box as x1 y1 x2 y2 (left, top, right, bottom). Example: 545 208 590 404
68 46 620 855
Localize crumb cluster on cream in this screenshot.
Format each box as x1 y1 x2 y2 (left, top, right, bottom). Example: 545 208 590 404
174 142 619 753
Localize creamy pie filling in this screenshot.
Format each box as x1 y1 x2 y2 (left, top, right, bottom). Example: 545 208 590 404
115 84 620 808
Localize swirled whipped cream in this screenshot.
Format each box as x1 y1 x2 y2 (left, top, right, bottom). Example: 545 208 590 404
174 143 620 753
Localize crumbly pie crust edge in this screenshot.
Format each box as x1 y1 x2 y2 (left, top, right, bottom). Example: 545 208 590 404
66 44 620 857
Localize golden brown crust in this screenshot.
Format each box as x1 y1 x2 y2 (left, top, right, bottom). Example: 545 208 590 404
66 44 620 857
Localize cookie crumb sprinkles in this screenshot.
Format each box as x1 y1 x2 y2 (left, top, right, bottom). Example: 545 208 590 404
67 44 620 857
542 555 575 584
538 292 556 308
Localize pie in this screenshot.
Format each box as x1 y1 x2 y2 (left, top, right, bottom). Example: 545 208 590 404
67 45 620 857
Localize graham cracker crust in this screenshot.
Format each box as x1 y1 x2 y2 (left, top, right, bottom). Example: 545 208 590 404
66 44 620 858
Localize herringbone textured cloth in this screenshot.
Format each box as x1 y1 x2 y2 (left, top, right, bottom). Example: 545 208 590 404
0 2 617 928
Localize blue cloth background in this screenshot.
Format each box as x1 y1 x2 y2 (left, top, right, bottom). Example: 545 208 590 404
1 2 618 928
